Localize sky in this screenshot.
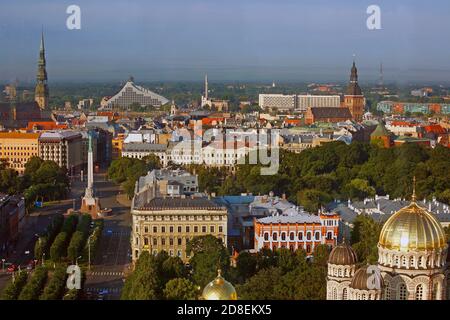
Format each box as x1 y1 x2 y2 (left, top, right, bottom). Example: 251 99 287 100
1 0 450 83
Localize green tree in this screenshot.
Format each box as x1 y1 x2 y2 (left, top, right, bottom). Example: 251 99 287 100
186 235 230 287
163 278 199 300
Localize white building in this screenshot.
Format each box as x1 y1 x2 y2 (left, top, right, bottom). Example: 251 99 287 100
258 94 340 112
105 78 169 110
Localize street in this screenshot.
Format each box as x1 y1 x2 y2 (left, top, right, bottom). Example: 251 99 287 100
0 171 132 300
83 174 131 300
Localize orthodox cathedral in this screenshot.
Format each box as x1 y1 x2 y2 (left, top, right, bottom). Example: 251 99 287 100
327 180 449 300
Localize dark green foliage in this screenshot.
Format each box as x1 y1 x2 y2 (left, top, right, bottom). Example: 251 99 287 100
163 278 199 300
350 214 383 264
108 157 160 198
18 266 48 300
237 245 329 300
1 271 28 300
186 235 230 288
40 265 67 300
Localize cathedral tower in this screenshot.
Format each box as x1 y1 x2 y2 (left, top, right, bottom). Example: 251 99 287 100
35 30 49 109
343 60 364 122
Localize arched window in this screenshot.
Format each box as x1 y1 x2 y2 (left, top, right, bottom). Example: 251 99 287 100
289 232 295 241
281 232 286 241
398 284 407 300
298 232 303 240
402 256 407 266
273 233 278 241
264 233 269 241
342 288 348 300
385 283 391 300
332 287 337 300
326 232 332 240
315 232 320 240
307 232 311 241
415 284 423 300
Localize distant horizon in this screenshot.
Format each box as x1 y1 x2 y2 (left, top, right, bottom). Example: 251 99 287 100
2 1 450 83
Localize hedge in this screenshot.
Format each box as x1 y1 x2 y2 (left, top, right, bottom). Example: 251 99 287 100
39 265 68 300
18 266 48 300
1 271 28 300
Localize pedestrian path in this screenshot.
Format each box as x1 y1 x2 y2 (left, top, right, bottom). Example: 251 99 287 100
85 287 121 294
88 271 124 277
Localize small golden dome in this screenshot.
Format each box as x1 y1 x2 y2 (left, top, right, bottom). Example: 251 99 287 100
202 270 237 300
379 201 447 252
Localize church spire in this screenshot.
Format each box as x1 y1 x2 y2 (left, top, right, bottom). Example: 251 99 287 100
35 28 49 109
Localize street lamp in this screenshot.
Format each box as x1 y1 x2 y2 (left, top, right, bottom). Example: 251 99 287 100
87 234 94 271
75 255 82 266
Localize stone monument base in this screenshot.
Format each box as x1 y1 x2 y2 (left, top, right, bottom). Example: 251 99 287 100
80 196 102 219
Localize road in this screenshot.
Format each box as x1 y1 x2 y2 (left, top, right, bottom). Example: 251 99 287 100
83 174 131 300
0 175 85 293
0 172 132 300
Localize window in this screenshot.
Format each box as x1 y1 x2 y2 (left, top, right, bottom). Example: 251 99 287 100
169 238 174 246
342 288 348 300
210 226 215 233
178 226 182 233
281 233 286 241
144 226 148 233
169 226 174 233
326 232 332 240
307 232 311 241
177 238 182 245
194 226 198 233
273 233 278 241
409 256 414 268
144 237 149 245
315 232 320 240
202 226 207 233
153 238 157 246
161 226 166 233
415 284 423 300
264 233 269 241
218 226 223 233
398 284 407 300
385 283 391 300
161 238 166 246
186 226 190 233
289 232 294 241
402 256 407 266
298 232 303 240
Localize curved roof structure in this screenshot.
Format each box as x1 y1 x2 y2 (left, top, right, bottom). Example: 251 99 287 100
107 80 169 108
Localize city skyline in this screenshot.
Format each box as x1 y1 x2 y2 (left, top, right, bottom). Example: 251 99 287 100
1 0 450 83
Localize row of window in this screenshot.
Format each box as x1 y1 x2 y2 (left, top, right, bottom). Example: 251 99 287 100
137 215 225 221
263 231 333 241
139 225 223 234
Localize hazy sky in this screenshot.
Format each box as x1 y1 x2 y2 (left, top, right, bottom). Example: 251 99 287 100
1 0 450 83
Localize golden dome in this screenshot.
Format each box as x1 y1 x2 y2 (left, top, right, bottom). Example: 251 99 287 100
202 270 237 300
379 201 447 252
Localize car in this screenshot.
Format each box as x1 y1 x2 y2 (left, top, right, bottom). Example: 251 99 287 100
7 264 17 272
26 260 35 270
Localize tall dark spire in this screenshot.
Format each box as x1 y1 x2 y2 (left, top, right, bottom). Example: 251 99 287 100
346 59 362 96
35 28 49 109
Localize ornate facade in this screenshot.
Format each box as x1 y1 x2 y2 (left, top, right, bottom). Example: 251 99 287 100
327 185 449 300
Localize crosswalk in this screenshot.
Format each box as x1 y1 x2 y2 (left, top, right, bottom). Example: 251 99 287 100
103 230 131 237
88 271 124 277
85 287 121 294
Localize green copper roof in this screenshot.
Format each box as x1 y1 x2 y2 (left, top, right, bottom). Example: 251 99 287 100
371 121 390 137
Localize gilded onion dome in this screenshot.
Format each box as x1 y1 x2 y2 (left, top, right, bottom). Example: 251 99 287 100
202 270 237 300
328 243 358 265
378 181 447 252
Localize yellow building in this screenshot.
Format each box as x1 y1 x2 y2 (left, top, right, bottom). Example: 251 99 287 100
112 134 124 159
0 132 40 174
